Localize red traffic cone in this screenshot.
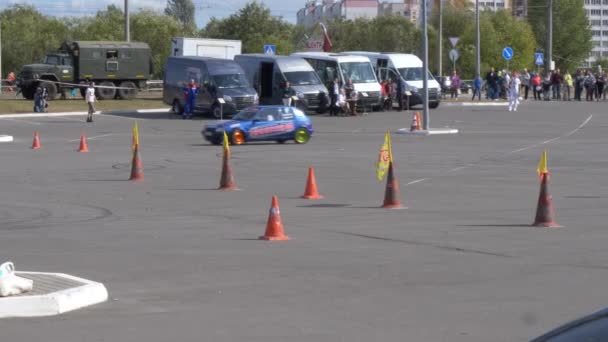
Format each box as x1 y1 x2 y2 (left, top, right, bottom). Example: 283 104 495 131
301 166 323 200
129 144 144 181
78 134 89 153
382 161 404 209
260 195 290 241
410 112 421 131
533 173 560 227
218 148 238 191
31 131 41 149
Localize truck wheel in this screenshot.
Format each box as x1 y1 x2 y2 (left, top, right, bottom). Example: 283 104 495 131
118 81 137 100
429 102 439 109
22 86 36 100
41 82 58 100
96 81 117 100
171 100 183 115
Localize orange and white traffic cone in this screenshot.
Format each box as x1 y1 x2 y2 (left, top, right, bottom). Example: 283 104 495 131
382 161 404 209
77 134 89 153
31 131 41 149
301 166 323 200
218 147 238 191
410 112 421 131
532 173 560 227
259 195 290 241
129 144 144 181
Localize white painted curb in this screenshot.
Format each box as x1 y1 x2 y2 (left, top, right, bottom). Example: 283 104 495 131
0 272 108 318
0 135 13 142
0 108 170 119
395 128 459 135
442 102 508 107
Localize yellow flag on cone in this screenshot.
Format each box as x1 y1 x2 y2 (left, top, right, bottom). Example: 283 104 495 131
223 131 230 156
132 121 140 151
376 130 393 181
537 149 548 177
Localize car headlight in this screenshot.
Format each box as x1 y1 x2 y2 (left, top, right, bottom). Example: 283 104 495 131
253 94 259 102
297 92 305 99
223 95 232 102
408 86 418 93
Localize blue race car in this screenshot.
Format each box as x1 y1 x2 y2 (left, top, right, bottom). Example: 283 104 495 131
202 106 314 145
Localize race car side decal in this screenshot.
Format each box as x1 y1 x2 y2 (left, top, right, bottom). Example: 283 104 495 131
249 122 295 137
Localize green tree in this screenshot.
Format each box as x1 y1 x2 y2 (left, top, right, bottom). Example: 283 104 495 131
164 0 197 34
202 2 295 55
0 5 69 75
131 10 183 78
527 0 592 71
69 5 124 41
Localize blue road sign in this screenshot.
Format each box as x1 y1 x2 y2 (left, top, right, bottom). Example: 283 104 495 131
264 45 276 55
535 52 544 66
502 47 513 61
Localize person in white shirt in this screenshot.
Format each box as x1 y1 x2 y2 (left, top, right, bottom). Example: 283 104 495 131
85 82 96 122
508 71 521 112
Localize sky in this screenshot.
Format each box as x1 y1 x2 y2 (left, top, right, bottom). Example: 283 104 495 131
0 0 301 27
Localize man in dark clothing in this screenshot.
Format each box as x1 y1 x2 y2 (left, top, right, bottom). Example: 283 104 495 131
485 67 498 100
551 69 563 100
397 78 407 111
574 69 583 101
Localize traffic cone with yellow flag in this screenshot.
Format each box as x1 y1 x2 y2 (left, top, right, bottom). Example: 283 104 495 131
376 131 392 182
132 121 139 151
377 131 404 209
533 149 560 227
129 143 144 181
382 161 404 209
218 131 238 191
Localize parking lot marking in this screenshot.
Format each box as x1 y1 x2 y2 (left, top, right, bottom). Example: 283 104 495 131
0 118 43 125
404 114 594 188
67 133 113 142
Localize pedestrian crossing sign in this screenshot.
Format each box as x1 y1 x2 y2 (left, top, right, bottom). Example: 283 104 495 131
264 45 276 55
535 52 544 66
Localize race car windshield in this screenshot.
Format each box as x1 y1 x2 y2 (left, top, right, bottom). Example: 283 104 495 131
232 109 259 121
398 67 435 81
212 74 248 89
284 71 321 86
340 62 377 84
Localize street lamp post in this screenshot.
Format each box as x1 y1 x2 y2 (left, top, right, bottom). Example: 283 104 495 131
438 0 442 79
124 0 130 42
475 0 480 80
422 0 429 130
546 0 553 74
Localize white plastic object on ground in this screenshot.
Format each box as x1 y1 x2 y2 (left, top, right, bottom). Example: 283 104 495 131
0 262 33 297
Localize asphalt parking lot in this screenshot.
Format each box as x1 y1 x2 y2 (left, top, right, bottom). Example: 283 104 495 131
0 101 607 341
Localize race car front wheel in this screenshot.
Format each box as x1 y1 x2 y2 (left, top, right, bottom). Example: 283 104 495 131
231 129 246 145
294 128 310 144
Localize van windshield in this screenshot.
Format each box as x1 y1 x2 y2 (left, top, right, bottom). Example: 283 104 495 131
340 62 377 84
398 67 435 81
212 74 248 89
284 71 321 86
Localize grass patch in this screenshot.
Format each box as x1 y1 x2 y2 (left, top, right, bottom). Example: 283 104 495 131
0 97 168 114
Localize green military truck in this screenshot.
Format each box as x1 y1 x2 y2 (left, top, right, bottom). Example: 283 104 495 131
17 41 152 100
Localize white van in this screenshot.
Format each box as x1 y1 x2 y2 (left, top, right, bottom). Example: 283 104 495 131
345 52 441 109
291 52 382 110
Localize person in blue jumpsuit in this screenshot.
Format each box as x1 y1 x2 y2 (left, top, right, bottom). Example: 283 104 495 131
182 79 199 119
